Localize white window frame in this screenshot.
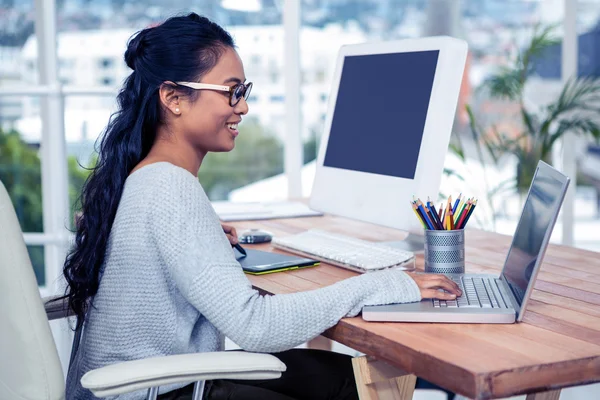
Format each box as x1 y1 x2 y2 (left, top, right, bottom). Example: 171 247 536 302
284 0 303 198
560 0 578 245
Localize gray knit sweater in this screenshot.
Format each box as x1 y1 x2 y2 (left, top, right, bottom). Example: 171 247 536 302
65 162 421 399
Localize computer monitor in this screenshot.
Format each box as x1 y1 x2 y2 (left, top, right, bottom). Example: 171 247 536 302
309 36 468 251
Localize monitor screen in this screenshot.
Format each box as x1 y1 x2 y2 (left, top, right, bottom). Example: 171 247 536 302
502 168 566 306
323 50 439 179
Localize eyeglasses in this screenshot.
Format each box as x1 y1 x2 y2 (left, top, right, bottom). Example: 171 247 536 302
175 81 253 107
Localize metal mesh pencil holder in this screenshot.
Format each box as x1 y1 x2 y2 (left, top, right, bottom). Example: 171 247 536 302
424 229 465 274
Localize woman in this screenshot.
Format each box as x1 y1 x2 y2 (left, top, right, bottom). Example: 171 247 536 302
62 13 461 400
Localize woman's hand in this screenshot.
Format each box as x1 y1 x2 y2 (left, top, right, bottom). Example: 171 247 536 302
407 272 462 300
221 224 239 245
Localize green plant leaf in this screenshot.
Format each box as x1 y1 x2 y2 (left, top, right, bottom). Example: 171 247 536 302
547 77 600 123
443 167 465 181
488 178 517 197
484 24 559 102
539 77 600 157
521 107 537 137
547 118 600 154
448 142 465 161
522 24 560 68
485 67 523 101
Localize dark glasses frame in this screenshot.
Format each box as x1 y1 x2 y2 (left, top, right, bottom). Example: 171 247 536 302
175 81 253 106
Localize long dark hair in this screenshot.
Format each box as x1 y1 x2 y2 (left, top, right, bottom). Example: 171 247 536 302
61 13 234 328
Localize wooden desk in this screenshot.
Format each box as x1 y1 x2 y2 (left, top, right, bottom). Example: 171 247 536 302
230 215 600 400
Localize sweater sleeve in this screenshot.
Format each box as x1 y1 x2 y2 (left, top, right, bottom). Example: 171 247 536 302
150 170 421 353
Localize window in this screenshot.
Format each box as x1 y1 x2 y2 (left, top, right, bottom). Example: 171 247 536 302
0 2 45 285
301 71 309 84
57 1 285 203
100 77 114 86
450 0 572 240
270 71 279 83
99 58 114 68
27 246 45 286
315 68 326 83
59 58 75 69
250 54 262 66
0 96 45 285
575 0 600 251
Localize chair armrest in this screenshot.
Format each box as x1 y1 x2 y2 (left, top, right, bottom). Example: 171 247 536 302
42 295 74 320
81 351 287 398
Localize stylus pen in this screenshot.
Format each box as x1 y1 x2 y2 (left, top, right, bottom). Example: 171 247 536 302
233 243 247 256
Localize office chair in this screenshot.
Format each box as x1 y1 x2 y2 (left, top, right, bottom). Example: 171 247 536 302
0 180 286 400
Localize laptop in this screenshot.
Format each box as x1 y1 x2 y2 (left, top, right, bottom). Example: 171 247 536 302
362 161 570 324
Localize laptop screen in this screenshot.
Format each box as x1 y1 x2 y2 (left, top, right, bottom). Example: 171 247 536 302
501 162 569 313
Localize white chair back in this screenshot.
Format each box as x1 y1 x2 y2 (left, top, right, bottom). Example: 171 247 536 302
0 180 65 400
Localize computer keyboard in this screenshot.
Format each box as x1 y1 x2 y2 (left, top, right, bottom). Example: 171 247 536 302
272 229 415 273
433 276 509 309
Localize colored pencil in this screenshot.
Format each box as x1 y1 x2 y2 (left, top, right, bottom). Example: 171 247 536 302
455 200 471 229
454 197 466 223
415 202 432 229
444 200 451 230
427 199 443 230
452 193 461 214
454 198 468 224
411 202 427 229
443 196 451 228
417 201 435 230
411 194 477 230
419 199 437 230
460 199 477 228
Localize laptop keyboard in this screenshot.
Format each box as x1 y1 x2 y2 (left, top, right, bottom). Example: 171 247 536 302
433 276 510 309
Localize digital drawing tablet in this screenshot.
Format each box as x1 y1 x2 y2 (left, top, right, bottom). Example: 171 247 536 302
234 248 320 275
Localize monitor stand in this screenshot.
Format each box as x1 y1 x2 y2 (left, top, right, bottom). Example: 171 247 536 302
380 233 424 253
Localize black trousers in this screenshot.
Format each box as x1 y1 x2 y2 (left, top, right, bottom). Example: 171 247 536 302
157 349 454 400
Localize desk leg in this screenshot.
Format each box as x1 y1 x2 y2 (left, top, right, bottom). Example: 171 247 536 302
525 390 561 400
352 356 417 400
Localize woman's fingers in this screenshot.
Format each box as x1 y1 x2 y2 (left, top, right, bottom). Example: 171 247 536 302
409 273 462 298
226 234 238 245
422 289 458 300
221 224 238 244
221 224 237 236
428 277 461 295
